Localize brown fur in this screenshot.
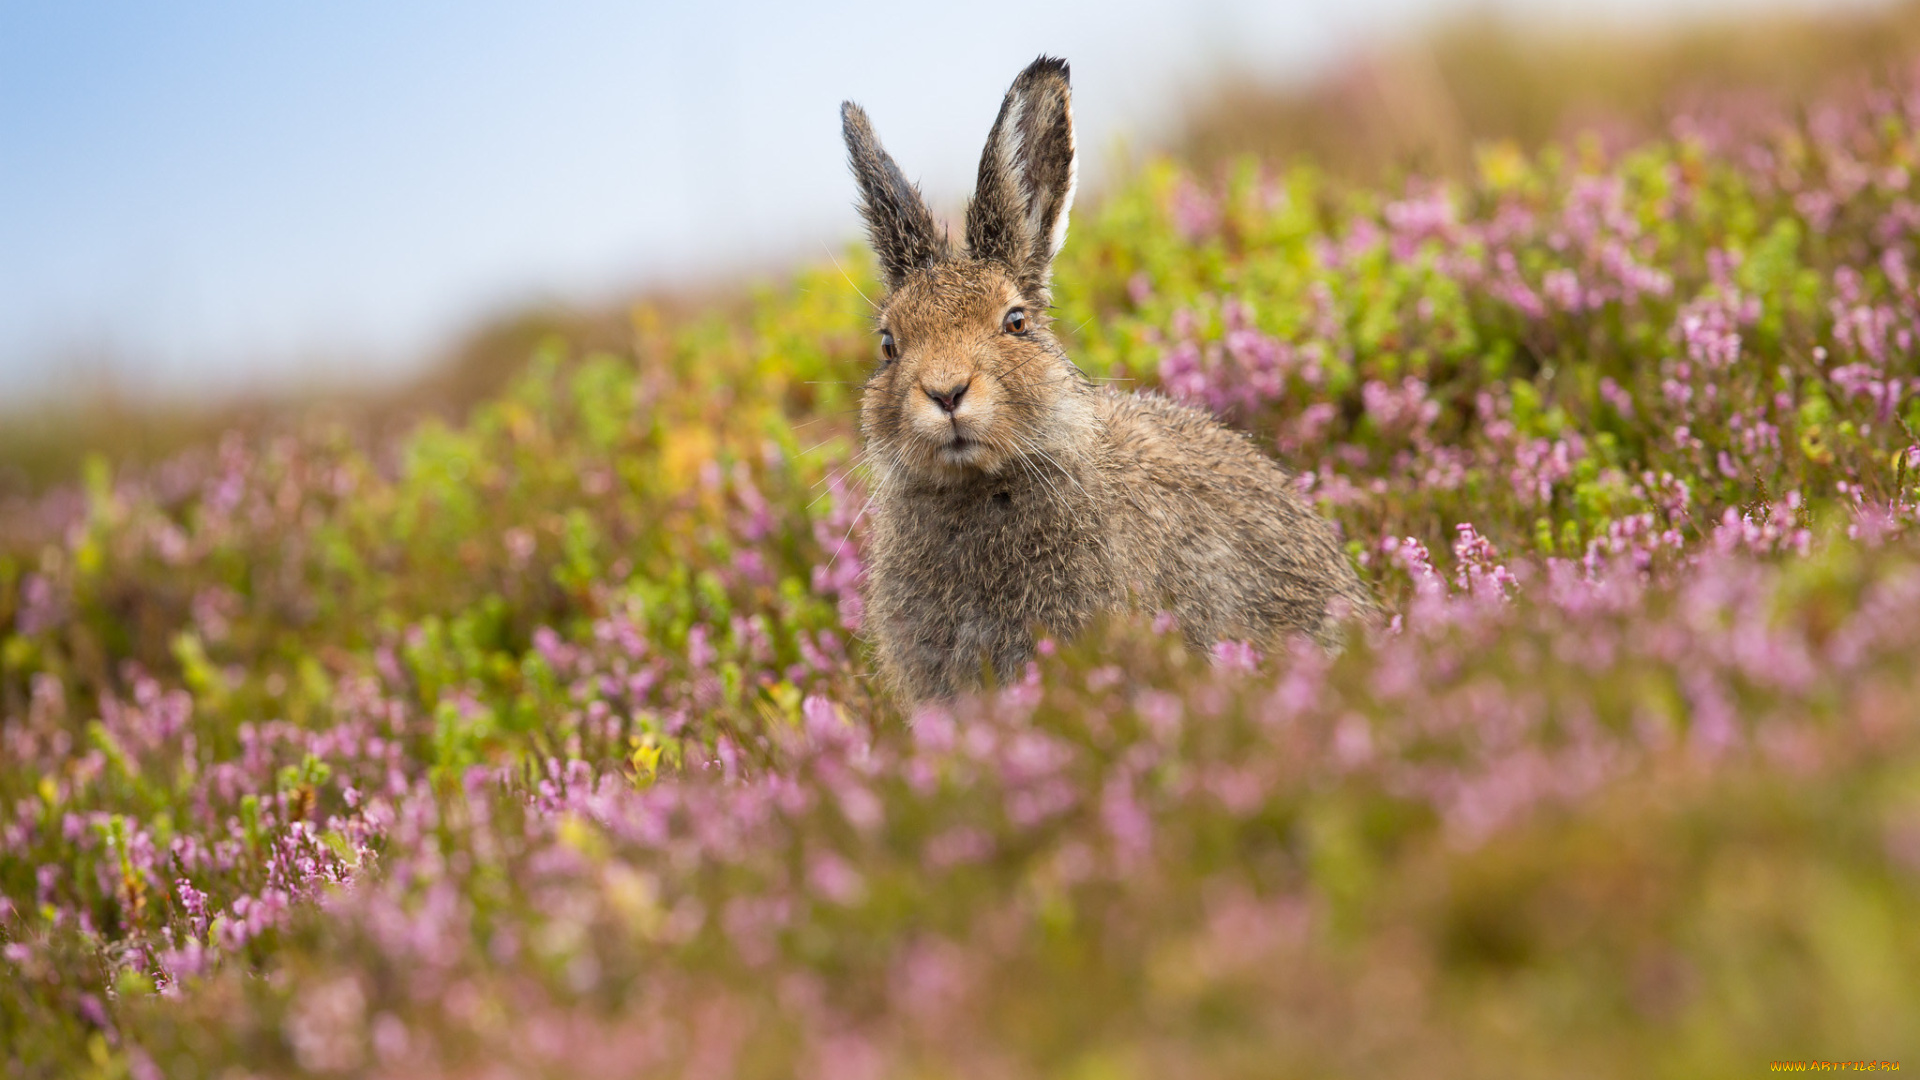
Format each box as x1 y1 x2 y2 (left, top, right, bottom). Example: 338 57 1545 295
842 57 1370 704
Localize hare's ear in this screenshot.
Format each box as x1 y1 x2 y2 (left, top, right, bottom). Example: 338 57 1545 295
842 102 947 291
966 56 1077 296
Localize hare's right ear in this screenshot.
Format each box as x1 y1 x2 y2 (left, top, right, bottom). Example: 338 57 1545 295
842 102 947 291
966 56 1077 297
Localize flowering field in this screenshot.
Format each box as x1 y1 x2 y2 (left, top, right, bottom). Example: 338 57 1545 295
7 64 1920 1079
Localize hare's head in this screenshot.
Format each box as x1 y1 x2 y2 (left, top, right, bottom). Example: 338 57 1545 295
843 57 1087 486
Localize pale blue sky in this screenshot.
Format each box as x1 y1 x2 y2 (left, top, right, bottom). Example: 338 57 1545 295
0 0 1882 402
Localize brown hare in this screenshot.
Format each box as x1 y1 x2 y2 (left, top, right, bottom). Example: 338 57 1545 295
842 56 1370 704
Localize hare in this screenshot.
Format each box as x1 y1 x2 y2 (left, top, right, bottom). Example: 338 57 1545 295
841 56 1370 704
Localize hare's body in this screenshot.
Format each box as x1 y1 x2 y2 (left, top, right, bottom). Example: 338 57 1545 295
844 58 1368 704
866 385 1365 701
1099 391 1366 651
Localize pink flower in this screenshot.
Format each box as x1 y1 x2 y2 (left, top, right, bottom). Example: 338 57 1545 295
806 852 866 906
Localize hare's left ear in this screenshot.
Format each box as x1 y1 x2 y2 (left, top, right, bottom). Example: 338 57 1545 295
843 101 949 291
965 56 1076 296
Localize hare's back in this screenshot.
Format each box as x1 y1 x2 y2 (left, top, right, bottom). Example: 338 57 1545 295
1097 390 1293 489
1096 390 1361 642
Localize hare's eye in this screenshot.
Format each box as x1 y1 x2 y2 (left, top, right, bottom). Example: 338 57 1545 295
1002 308 1029 334
879 330 898 363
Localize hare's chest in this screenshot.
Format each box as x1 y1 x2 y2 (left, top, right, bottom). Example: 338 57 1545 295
874 490 1110 609
931 495 1087 576
866 486 1121 699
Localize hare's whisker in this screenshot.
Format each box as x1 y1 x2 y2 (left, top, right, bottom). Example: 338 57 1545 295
1011 432 1084 498
807 457 866 501
994 351 1050 382
796 433 847 459
822 487 882 578
1002 432 1064 504
823 243 878 312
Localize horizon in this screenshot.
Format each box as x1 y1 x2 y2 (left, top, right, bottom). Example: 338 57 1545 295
0 0 1883 406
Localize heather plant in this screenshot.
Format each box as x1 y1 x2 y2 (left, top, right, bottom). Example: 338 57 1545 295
4 62 1920 1079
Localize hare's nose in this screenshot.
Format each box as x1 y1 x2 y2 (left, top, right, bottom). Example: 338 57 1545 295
924 381 969 415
